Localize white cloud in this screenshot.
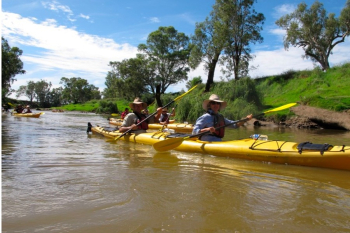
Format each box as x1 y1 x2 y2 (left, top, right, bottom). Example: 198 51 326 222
150 17 160 23
273 4 296 19
2 11 138 98
42 0 73 14
79 13 90 20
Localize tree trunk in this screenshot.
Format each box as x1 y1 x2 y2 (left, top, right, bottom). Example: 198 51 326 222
205 53 220 92
155 84 162 107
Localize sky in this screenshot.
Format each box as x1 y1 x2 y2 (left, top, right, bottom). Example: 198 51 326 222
2 0 350 100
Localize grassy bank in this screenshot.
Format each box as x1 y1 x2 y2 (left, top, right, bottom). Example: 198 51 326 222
58 62 350 121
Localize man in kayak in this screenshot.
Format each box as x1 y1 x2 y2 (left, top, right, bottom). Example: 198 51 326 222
119 98 162 133
192 94 253 141
159 107 175 125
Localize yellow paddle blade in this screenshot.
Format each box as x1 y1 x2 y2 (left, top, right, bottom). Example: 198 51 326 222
153 137 189 152
111 113 119 116
40 112 45 115
263 103 297 114
174 85 198 102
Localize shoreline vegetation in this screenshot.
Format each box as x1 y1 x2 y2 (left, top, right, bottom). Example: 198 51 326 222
10 63 350 130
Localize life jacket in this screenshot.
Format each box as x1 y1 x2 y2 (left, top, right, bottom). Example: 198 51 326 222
133 112 148 130
121 111 129 119
211 112 225 138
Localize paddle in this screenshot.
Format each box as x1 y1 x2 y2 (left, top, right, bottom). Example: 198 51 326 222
153 102 297 152
114 85 198 141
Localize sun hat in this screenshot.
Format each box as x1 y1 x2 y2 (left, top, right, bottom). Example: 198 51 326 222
129 97 147 109
202 94 227 111
26 105 30 108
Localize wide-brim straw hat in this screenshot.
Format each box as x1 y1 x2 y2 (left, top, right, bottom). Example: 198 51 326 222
129 97 147 109
202 94 227 111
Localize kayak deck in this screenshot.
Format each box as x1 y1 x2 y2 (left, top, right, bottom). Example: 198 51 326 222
91 126 350 171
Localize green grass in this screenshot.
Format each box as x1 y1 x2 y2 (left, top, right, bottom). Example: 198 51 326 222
255 63 350 111
57 62 350 121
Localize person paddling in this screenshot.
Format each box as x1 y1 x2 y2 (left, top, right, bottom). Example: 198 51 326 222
192 94 252 141
159 107 175 125
119 98 162 133
22 105 32 114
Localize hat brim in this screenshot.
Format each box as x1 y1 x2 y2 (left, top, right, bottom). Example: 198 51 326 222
202 100 227 111
129 102 147 109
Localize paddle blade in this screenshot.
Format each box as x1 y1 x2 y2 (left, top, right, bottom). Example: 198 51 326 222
263 103 297 114
40 112 45 115
153 137 187 152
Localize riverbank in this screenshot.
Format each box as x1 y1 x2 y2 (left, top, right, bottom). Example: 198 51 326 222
252 105 350 130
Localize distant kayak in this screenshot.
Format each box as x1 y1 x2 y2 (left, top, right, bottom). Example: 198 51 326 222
12 112 42 118
90 125 350 171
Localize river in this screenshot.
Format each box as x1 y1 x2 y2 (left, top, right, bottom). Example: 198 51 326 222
2 111 350 233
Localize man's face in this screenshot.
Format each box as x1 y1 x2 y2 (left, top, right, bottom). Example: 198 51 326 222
133 104 143 112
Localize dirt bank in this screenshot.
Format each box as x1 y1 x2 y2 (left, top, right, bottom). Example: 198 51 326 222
287 105 350 130
248 105 350 130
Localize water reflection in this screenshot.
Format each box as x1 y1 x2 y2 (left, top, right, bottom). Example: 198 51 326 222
2 111 350 232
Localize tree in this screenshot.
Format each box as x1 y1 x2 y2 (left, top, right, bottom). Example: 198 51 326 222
275 0 350 71
35 80 52 107
138 26 192 106
214 0 264 80
190 0 264 91
2 37 26 100
60 77 101 104
104 54 152 100
16 81 36 103
190 18 225 92
185 76 203 90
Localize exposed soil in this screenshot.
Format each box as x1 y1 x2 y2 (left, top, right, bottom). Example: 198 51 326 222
249 105 350 131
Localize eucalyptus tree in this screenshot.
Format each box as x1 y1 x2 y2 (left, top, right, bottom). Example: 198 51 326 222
190 18 225 92
16 81 36 103
138 26 192 106
105 55 151 100
35 80 52 107
215 0 264 80
190 0 264 91
60 77 101 104
275 0 350 71
2 37 26 100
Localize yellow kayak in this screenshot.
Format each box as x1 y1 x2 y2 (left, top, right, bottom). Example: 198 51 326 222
90 126 350 171
13 112 42 118
109 118 191 132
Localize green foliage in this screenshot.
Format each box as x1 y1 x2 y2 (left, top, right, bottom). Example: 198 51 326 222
256 62 350 112
275 1 350 71
60 77 101 104
2 37 26 101
174 79 262 122
95 100 118 114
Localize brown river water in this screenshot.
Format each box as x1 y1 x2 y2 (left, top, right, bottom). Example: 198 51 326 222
2 111 350 233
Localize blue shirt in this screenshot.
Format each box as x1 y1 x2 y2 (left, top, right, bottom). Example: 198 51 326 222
192 112 238 141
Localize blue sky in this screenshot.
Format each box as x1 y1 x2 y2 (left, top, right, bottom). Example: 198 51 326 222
2 0 350 100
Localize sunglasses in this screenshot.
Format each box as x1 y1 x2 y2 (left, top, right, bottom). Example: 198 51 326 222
210 101 221 105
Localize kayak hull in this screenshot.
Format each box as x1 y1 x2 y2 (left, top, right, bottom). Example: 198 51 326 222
91 126 350 171
13 113 41 118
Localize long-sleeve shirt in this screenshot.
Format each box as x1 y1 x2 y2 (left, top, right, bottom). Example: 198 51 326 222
192 113 238 141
